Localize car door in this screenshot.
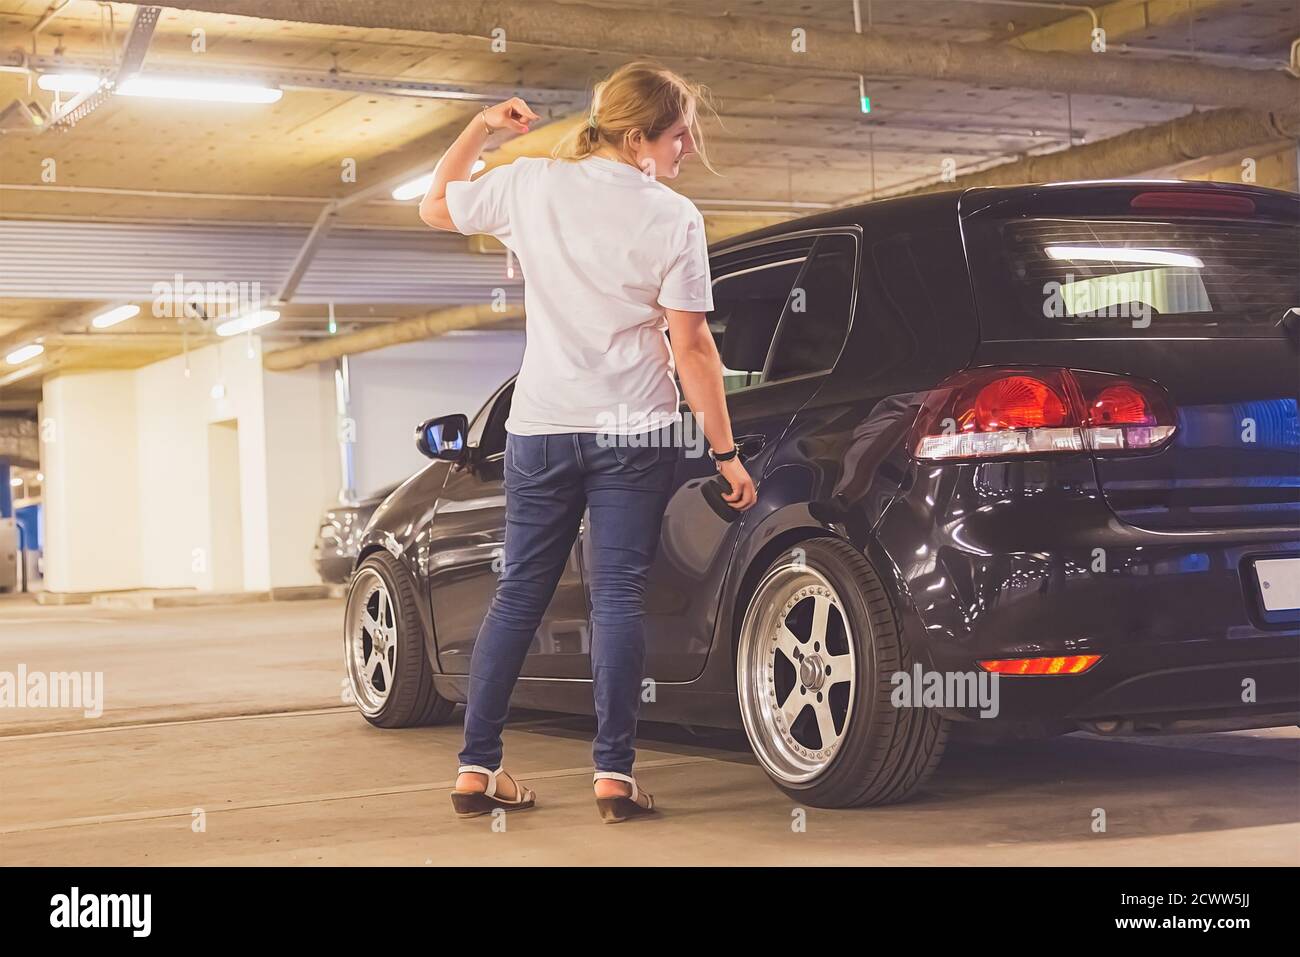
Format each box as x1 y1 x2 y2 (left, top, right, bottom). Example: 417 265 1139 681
580 228 862 683
427 378 592 675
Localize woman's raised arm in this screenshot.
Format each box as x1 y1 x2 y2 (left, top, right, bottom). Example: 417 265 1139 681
419 97 539 231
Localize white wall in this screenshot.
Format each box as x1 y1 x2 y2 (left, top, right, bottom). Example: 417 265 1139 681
349 329 523 497
134 336 273 591
41 372 142 593
263 362 339 588
42 337 338 594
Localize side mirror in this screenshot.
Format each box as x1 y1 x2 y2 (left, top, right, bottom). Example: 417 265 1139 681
416 413 470 461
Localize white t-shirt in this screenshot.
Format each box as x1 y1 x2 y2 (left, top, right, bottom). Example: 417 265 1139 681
445 154 714 436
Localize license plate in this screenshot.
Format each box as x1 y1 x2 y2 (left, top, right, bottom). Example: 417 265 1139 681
1255 558 1300 612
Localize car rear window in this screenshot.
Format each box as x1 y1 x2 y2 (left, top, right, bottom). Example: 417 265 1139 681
968 211 1299 340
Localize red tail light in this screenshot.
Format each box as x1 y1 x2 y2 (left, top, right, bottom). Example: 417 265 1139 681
1070 370 1175 452
978 654 1102 676
1088 384 1152 425
912 367 1177 461
1130 190 1255 215
971 375 1069 430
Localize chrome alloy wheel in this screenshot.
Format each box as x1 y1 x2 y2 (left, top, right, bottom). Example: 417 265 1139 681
345 567 398 715
737 563 857 784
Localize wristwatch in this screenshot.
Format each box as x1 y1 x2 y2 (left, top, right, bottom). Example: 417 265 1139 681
708 445 739 464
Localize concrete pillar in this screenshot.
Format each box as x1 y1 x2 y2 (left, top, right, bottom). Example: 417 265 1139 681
41 371 143 593
262 359 340 589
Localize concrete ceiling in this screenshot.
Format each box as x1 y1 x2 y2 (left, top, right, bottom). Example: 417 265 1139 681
0 0 1297 405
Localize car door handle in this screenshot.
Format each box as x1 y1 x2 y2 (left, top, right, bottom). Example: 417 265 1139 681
734 434 766 460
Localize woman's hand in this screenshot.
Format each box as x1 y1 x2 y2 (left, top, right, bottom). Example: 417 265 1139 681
717 457 757 511
483 97 540 134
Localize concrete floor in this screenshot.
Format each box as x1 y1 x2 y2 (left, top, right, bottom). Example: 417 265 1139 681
1 596 1297 866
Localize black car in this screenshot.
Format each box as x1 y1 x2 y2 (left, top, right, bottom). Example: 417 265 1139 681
344 181 1300 807
314 483 401 584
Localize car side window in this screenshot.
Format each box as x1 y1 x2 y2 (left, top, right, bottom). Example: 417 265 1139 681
477 382 513 456
699 240 815 395
765 233 858 382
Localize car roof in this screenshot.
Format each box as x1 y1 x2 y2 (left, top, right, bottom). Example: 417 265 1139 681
707 179 1298 256
708 189 961 256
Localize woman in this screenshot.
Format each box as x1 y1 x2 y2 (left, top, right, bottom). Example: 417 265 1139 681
419 61 756 823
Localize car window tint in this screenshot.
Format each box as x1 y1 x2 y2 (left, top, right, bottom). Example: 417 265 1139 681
1003 217 1298 336
704 241 814 394
480 383 512 455
767 234 857 381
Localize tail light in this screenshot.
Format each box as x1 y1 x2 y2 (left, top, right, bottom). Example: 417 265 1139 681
911 367 1176 461
1130 190 1255 215
978 654 1102 676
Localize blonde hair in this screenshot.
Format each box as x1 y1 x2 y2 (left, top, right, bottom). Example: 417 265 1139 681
551 60 720 176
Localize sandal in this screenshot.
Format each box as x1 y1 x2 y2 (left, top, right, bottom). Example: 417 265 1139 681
593 770 656 823
450 764 536 818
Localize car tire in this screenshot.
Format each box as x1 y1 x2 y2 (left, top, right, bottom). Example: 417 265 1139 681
345 552 456 729
735 537 949 807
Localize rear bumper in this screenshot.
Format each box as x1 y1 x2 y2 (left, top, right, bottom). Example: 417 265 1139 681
874 458 1300 727
964 648 1300 726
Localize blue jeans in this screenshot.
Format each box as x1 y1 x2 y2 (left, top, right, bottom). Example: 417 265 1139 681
457 424 678 776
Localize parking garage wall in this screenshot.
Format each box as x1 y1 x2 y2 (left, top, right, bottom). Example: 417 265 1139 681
134 338 273 593
40 338 339 595
347 331 523 497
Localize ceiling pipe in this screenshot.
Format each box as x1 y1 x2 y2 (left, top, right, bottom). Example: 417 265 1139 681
262 302 524 371
879 106 1300 200
161 0 1300 111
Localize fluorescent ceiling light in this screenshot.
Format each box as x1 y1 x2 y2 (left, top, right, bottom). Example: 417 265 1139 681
9 477 21 488
38 73 103 94
391 160 484 201
1045 246 1204 268
6 343 44 365
392 174 433 202
215 310 279 337
39 72 282 104
91 304 141 329
116 76 283 103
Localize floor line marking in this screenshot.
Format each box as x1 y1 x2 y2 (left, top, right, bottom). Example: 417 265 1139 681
0 706 359 740
0 757 718 835
0 708 586 742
